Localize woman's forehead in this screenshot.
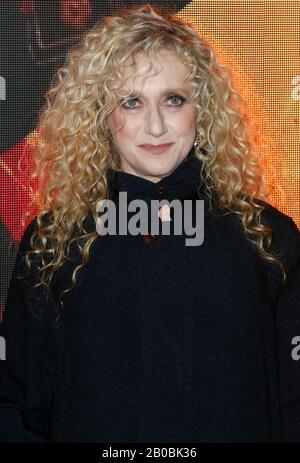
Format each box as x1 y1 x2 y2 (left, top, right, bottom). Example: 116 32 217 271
121 49 185 73
116 52 191 93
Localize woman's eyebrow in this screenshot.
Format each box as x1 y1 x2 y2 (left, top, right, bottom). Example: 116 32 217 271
120 87 191 97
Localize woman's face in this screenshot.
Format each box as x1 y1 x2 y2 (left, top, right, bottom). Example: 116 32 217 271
107 49 197 183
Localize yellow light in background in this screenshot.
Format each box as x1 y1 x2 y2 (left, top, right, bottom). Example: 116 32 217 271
179 0 300 228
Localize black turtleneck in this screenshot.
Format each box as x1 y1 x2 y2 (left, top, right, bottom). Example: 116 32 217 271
108 146 206 204
103 147 212 241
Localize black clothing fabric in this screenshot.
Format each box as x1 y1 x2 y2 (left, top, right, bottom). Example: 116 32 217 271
0 148 300 442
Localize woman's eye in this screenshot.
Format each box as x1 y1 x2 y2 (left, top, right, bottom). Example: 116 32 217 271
169 95 185 106
121 94 185 110
122 98 139 109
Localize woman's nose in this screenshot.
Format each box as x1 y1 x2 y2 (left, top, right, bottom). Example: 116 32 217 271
144 105 167 137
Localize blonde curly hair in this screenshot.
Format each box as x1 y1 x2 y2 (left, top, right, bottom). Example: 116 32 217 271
17 3 287 323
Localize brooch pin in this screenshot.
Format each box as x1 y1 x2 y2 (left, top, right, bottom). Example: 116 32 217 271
157 204 172 222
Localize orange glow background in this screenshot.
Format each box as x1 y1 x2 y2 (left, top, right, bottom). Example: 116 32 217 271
180 0 299 225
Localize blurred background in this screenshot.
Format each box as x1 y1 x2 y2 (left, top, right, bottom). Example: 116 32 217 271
0 0 299 320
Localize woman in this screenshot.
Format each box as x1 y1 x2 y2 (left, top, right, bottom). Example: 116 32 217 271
0 3 299 443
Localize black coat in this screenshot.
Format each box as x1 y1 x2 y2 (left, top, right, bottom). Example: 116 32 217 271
0 149 300 442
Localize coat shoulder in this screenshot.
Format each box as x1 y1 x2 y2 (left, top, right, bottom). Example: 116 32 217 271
254 198 297 229
254 198 300 273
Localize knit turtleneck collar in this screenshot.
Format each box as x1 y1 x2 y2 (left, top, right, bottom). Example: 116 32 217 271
108 146 206 203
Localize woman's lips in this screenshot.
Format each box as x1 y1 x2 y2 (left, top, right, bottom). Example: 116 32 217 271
139 142 174 155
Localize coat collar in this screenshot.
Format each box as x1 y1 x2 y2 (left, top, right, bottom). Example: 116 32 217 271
107 146 207 203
